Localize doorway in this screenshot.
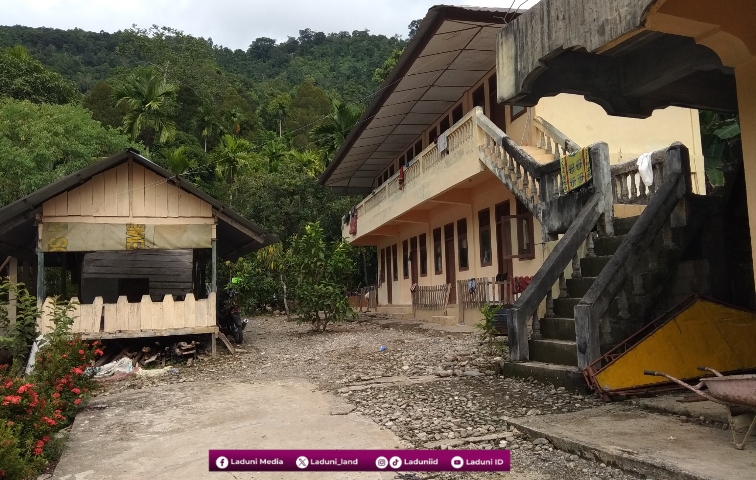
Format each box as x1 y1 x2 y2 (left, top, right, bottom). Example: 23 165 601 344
488 74 507 132
495 201 514 301
444 223 457 304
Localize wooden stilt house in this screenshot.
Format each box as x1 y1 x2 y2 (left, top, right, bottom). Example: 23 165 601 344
0 149 277 348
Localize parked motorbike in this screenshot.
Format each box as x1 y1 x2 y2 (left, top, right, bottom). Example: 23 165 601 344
217 283 247 344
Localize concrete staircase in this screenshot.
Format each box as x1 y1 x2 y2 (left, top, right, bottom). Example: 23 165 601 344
501 216 662 390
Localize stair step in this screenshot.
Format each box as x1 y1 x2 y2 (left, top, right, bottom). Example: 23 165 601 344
498 361 586 392
593 235 626 256
540 317 575 341
580 255 612 277
566 277 596 298
553 298 580 318
431 315 459 326
613 216 640 236
529 339 578 367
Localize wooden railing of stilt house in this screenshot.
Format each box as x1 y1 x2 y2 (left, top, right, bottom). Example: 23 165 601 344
38 293 216 338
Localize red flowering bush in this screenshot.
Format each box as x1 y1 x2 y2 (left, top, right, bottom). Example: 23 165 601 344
0 295 102 478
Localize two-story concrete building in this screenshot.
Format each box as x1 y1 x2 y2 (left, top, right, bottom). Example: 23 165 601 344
320 5 705 327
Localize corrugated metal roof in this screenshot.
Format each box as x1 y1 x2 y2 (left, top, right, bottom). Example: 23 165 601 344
0 149 278 261
319 5 522 194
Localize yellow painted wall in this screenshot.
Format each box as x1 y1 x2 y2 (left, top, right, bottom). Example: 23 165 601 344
535 94 706 194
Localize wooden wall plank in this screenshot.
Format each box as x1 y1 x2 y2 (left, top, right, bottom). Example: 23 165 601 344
150 302 163 333
133 164 145 217
127 301 140 331
195 297 207 327
199 198 212 217
39 298 55 334
184 294 196 328
154 172 167 217
103 169 118 216
174 296 185 328
79 304 93 333
103 303 117 332
162 295 175 329
92 173 105 216
70 297 81 332
92 296 103 333
140 295 151 330
67 188 81 216
42 200 56 217
116 296 129 331
55 192 68 217
167 184 180 218
116 163 129 216
208 292 216 326
80 180 93 216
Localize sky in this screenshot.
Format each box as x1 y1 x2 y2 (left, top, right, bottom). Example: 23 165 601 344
1 0 542 50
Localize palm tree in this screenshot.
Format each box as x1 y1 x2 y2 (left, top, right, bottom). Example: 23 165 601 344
115 68 178 153
198 104 220 152
311 100 363 166
214 134 254 185
288 150 324 177
163 146 193 175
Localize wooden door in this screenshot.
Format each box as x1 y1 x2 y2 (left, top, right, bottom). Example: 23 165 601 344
444 223 456 304
386 247 393 304
495 201 514 301
410 237 419 285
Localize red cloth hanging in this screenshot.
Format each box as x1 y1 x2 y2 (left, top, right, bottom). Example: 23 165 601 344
348 209 358 235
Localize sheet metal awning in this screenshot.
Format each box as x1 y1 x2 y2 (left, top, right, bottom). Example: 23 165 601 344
320 5 520 195
0 149 278 262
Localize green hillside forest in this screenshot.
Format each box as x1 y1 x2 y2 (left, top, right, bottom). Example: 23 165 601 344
0 24 413 305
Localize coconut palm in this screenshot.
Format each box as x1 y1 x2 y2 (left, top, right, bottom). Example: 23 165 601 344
115 68 178 153
198 104 220 152
311 100 363 166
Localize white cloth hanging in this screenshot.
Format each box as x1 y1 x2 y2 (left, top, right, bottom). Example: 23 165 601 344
637 152 654 187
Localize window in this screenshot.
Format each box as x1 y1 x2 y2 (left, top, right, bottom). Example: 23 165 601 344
415 140 423 157
389 164 395 177
479 208 492 266
439 116 450 135
452 104 464 125
428 126 438 145
457 218 469 270
420 233 428 276
433 228 442 274
511 105 526 121
516 200 535 259
405 150 412 166
392 244 398 281
472 84 485 109
402 240 409 279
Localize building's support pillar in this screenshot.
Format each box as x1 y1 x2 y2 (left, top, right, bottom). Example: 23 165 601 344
8 256 17 324
736 59 756 297
211 239 217 293
36 250 45 309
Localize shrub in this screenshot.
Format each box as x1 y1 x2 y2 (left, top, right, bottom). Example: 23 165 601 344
0 419 39 480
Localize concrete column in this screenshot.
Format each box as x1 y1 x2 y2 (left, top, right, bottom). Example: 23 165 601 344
36 250 45 308
736 59 756 293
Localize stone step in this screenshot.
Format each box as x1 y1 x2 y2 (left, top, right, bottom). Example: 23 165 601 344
553 298 580 318
539 317 576 341
430 315 459 326
529 339 578 367
498 360 585 392
566 277 596 298
580 255 612 277
613 216 639 236
593 235 626 256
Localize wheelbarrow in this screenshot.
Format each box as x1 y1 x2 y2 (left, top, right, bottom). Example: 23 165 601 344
644 366 756 450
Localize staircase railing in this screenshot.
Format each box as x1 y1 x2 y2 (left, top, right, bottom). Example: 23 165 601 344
533 116 581 159
610 149 679 205
504 142 615 361
574 144 692 369
476 110 606 236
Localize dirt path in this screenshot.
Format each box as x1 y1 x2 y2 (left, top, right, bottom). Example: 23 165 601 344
53 316 643 480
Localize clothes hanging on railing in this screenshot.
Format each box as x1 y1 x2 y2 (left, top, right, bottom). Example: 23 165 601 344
467 278 477 294
437 131 448 153
559 147 592 193
348 206 358 235
512 276 532 294
637 152 654 187
398 165 405 190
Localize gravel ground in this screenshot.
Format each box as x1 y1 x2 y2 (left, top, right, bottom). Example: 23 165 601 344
97 314 646 480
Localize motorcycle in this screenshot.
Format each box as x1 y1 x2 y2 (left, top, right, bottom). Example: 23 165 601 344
217 285 247 344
